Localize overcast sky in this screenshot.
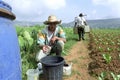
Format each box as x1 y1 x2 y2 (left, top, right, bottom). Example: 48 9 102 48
3 0 120 23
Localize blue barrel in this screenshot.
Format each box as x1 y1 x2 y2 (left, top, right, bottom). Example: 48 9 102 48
0 1 21 80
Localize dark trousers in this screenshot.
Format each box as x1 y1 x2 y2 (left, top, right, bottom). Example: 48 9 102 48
50 40 62 56
50 40 67 65
77 27 85 40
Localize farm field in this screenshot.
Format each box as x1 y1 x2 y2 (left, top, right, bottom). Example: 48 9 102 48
89 29 120 80
16 26 120 80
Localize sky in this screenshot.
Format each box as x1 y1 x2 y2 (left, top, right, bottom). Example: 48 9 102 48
3 0 120 23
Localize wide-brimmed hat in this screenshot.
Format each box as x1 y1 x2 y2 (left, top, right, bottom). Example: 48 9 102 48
44 15 61 25
79 13 86 17
0 1 16 20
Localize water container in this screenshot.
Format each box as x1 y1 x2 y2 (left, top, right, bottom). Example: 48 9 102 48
63 63 73 76
73 27 78 34
26 69 41 80
0 1 21 80
41 56 64 80
36 46 51 62
85 25 90 33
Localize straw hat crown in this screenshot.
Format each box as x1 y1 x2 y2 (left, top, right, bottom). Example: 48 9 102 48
44 15 61 25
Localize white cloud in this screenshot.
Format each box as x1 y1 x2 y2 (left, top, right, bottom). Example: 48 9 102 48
92 0 120 17
3 0 66 21
108 0 120 16
43 0 66 10
92 0 110 5
92 0 120 7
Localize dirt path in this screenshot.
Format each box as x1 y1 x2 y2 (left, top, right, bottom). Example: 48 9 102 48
63 40 96 80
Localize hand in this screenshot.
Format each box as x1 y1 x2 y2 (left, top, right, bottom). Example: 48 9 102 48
84 21 87 25
42 45 49 53
50 36 58 44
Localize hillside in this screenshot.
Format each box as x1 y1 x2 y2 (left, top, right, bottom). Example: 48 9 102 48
62 18 120 28
87 18 120 28
14 18 120 28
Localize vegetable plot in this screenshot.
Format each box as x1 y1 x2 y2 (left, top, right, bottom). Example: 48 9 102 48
89 29 120 80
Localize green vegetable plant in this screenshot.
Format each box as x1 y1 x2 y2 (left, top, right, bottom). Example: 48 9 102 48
18 30 33 54
102 53 112 64
110 72 120 80
98 72 107 80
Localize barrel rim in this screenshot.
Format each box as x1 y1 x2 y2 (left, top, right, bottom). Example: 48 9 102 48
41 56 65 66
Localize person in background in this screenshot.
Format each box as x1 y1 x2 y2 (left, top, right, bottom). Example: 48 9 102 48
74 13 87 41
37 15 66 57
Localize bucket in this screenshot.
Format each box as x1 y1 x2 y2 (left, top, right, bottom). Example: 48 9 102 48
26 69 40 80
36 46 51 62
85 25 90 32
73 27 78 34
63 63 73 76
0 1 21 80
36 50 47 62
41 56 65 80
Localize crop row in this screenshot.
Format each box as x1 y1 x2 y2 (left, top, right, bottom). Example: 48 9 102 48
89 29 120 80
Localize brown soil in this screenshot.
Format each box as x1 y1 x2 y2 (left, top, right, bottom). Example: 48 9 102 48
63 40 96 80
88 33 120 80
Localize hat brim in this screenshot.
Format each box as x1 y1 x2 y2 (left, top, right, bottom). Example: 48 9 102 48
83 15 87 16
44 20 61 25
0 8 16 20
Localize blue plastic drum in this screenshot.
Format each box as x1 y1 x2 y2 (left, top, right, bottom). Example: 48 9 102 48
0 1 21 80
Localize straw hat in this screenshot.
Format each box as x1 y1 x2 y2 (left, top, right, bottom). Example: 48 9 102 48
44 15 61 25
0 1 16 20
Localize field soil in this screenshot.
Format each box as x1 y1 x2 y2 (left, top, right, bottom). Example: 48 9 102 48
63 40 96 80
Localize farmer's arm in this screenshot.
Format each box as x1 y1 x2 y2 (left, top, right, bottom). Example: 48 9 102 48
51 36 66 44
74 22 77 27
74 17 77 27
58 27 66 42
37 31 45 48
82 17 87 25
37 31 50 52
50 27 66 44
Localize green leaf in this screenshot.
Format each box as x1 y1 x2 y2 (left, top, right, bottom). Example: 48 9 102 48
98 77 103 80
100 72 107 79
110 72 117 80
28 38 33 47
117 74 120 80
18 36 25 48
103 53 112 64
23 31 31 40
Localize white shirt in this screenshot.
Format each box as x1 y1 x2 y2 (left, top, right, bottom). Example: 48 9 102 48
47 30 54 43
74 17 86 27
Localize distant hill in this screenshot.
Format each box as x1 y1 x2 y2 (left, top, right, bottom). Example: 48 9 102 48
13 21 43 27
87 18 120 28
62 18 120 28
14 18 120 28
